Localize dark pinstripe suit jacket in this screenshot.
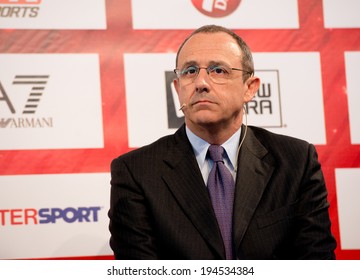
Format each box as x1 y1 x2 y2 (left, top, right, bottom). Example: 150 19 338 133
108 124 336 259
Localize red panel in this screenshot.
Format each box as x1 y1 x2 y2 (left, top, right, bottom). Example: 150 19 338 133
0 0 359 259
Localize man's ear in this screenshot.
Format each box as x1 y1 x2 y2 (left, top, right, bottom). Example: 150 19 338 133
244 76 260 102
173 78 180 96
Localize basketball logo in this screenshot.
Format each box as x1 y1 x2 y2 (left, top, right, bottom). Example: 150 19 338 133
191 0 241 18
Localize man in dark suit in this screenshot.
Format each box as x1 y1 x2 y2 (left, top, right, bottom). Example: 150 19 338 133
108 25 336 259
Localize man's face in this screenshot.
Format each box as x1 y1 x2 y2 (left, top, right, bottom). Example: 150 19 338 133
174 32 258 132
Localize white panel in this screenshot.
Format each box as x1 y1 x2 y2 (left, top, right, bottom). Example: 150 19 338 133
131 0 299 29
323 0 360 28
345 52 360 144
124 53 175 148
0 0 106 29
0 173 112 259
0 54 104 150
335 168 360 249
252 52 326 144
124 52 326 148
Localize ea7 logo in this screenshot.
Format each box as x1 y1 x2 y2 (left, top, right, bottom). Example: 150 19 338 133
0 75 49 114
0 0 41 4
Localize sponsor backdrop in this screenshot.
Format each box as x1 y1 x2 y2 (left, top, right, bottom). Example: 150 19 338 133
0 0 359 259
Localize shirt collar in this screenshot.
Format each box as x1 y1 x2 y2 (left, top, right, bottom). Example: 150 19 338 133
186 126 241 170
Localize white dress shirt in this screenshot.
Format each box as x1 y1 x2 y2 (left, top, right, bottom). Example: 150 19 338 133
185 126 241 185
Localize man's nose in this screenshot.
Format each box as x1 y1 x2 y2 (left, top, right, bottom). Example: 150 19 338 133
196 67 209 80
194 68 210 93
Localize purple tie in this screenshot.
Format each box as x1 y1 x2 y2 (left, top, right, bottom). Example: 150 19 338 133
207 145 235 260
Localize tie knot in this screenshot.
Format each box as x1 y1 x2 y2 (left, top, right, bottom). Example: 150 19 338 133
208 145 225 162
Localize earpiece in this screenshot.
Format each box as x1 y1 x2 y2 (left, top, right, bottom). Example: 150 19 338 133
179 104 187 111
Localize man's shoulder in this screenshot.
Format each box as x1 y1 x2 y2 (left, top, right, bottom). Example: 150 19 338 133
248 125 309 147
117 134 175 159
245 126 318 170
246 125 312 160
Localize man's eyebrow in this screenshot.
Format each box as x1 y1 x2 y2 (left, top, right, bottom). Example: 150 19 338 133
208 60 231 67
179 60 198 68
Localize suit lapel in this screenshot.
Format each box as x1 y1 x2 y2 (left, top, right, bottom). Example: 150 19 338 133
161 125 225 258
233 126 275 251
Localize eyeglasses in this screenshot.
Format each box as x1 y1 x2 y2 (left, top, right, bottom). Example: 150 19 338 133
174 65 253 85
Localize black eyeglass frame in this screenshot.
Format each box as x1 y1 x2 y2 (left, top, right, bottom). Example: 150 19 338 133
173 65 253 84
